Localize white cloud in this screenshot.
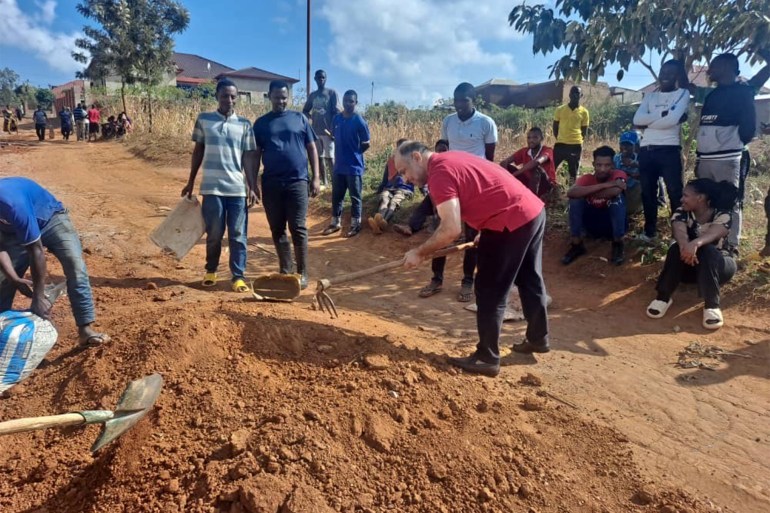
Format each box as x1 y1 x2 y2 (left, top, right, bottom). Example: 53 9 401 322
319 0 521 104
0 0 82 75
35 0 57 25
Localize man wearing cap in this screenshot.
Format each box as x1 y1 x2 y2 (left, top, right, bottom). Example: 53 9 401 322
614 131 642 215
395 141 549 378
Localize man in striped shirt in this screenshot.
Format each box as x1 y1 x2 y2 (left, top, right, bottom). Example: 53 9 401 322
182 79 258 292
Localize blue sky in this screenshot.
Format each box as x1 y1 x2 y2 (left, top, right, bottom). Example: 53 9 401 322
0 0 764 107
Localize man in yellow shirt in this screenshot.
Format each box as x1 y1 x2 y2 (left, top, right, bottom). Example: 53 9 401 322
553 86 590 184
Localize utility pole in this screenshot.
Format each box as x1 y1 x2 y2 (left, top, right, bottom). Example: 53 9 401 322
371 81 374 106
306 0 311 96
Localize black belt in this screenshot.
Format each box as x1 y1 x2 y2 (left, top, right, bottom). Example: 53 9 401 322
641 145 681 151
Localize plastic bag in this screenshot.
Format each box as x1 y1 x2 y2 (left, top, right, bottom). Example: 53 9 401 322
149 196 206 260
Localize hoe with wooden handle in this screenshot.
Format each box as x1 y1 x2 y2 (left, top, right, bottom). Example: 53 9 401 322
315 242 476 318
0 373 163 453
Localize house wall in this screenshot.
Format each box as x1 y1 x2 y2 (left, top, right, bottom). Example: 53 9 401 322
227 77 294 104
52 81 88 112
757 98 770 134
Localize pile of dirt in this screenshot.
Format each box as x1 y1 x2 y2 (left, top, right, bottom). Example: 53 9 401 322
0 292 719 512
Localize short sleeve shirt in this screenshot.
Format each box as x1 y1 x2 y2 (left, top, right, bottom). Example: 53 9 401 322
575 170 627 209
0 177 64 245
88 108 100 124
554 104 590 145
333 113 371 176
253 110 316 184
441 111 498 158
32 110 47 125
192 111 256 197
303 88 339 134
427 151 543 232
511 146 556 184
671 208 732 250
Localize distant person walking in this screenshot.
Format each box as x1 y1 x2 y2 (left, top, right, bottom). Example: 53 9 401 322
322 90 371 238
59 106 74 141
32 105 47 142
73 103 87 141
302 69 340 189
254 80 321 289
87 104 101 141
182 79 258 293
553 86 590 184
2 105 13 133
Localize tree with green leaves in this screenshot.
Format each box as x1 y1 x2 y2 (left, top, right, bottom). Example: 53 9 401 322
73 0 189 126
0 68 20 106
34 88 55 110
508 0 770 82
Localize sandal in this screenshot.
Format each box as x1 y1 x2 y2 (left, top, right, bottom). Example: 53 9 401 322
646 299 672 319
703 308 724 330
202 272 217 287
232 278 249 293
418 280 443 298
457 284 473 303
79 333 111 347
322 224 341 236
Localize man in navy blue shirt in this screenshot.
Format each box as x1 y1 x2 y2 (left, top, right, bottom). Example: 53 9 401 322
0 177 108 346
253 81 320 288
322 90 371 238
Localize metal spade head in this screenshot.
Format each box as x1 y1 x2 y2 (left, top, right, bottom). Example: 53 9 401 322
250 273 302 301
91 373 163 453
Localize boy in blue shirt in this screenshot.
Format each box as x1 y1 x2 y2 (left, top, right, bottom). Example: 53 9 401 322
369 138 413 234
614 131 641 215
322 90 371 238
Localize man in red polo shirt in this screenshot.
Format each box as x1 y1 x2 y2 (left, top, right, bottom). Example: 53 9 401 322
395 141 550 377
499 127 556 198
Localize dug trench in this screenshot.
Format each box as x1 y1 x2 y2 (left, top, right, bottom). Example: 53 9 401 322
0 133 768 512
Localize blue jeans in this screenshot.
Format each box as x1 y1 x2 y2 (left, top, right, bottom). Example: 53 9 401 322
0 211 95 326
332 173 363 221
569 196 627 240
201 195 248 280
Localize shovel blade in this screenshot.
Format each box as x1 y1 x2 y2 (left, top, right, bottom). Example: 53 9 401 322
251 274 301 301
91 373 163 453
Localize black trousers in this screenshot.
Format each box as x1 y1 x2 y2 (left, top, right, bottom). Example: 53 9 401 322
474 210 549 363
262 179 309 275
656 243 736 309
553 143 582 180
35 123 46 141
639 146 683 237
765 186 770 246
408 194 434 233
431 224 477 285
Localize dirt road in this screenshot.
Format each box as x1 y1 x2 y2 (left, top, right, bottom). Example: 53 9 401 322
0 131 768 512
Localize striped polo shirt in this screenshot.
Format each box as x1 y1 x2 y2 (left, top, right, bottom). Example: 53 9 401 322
192 111 256 197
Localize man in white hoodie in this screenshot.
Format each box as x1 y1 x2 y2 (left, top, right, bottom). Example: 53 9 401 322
633 60 690 242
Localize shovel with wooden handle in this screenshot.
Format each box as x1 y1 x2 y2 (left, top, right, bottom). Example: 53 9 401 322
0 373 163 453
315 241 476 318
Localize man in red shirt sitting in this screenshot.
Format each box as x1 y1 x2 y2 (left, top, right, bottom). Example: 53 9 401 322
562 146 628 266
499 127 556 198
395 141 550 377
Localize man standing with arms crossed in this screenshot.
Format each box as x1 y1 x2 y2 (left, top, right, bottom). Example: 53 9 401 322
424 82 497 303
182 79 257 293
553 85 590 184
303 69 339 189
396 141 549 377
253 81 321 289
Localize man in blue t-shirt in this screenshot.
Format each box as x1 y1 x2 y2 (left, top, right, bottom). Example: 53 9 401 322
322 90 371 238
253 80 321 289
0 177 109 346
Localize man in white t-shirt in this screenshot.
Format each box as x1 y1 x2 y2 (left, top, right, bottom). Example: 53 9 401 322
633 60 690 242
441 82 498 160
424 83 498 303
